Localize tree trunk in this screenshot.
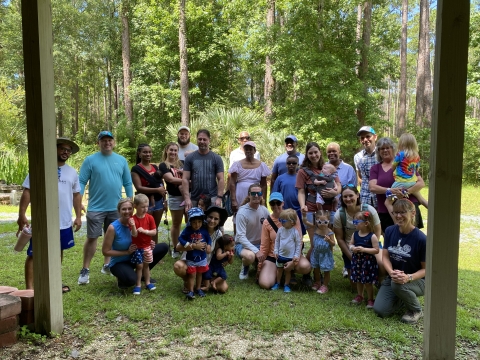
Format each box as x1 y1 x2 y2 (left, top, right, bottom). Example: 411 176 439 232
264 0 275 120
106 58 112 123
74 80 79 136
356 1 372 126
121 0 134 142
397 0 408 135
114 79 119 124
179 0 190 126
355 4 362 75
415 0 432 127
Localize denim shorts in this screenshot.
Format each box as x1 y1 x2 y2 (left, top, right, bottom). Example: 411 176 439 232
235 243 260 258
149 199 164 212
168 195 184 211
27 226 74 256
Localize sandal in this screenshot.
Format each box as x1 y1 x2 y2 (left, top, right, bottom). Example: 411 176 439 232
62 284 70 293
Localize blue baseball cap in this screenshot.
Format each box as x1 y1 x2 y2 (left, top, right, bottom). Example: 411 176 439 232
187 207 205 221
356 126 376 136
97 130 114 141
269 192 284 203
285 135 297 143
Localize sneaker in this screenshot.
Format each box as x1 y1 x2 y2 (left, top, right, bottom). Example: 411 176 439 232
239 265 249 280
171 250 180 259
401 310 423 324
351 295 364 304
77 268 90 285
366 299 375 309
284 284 291 293
186 291 195 300
132 286 141 295
317 285 329 294
146 283 156 291
290 275 298 285
271 283 280 290
342 267 349 278
195 289 206 297
101 264 113 276
302 274 313 287
311 282 321 291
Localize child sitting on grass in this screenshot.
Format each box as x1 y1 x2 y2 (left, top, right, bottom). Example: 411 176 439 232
131 194 158 295
178 207 212 299
202 234 235 292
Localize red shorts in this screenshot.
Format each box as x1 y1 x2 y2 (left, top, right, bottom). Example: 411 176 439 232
186 265 209 274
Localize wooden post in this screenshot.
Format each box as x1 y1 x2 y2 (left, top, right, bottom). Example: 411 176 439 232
21 0 63 335
424 0 470 358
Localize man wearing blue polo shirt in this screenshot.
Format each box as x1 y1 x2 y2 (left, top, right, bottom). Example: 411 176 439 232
77 131 133 285
270 135 305 193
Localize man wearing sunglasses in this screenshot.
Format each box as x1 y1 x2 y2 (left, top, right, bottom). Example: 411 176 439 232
17 138 82 292
235 184 270 280
354 126 378 208
270 135 305 193
229 131 260 168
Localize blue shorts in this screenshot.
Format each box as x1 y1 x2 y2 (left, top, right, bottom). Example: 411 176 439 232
149 199 164 212
27 227 74 257
276 255 293 268
235 243 260 258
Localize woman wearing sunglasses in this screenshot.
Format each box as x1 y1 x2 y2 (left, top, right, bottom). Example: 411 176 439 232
258 192 311 290
333 185 382 286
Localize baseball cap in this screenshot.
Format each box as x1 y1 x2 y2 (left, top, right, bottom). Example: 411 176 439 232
285 135 297 143
243 141 256 149
178 126 190 133
356 126 376 136
56 137 79 154
269 192 284 203
187 207 205 221
97 130 114 141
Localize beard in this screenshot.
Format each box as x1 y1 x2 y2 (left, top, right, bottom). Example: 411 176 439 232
177 136 190 146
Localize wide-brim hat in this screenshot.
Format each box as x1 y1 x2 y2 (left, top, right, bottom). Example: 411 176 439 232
57 137 79 154
205 205 228 227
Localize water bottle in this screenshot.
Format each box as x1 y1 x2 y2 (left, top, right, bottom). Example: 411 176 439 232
14 226 32 252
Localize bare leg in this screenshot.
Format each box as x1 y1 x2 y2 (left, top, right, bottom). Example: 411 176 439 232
215 278 229 293
142 263 151 286
170 209 184 250
201 280 211 292
195 272 203 291
284 267 291 285
365 283 374 300
293 256 311 275
186 273 195 292
135 263 143 287
276 267 284 285
385 198 396 222
313 268 321 285
258 260 277 289
83 237 99 269
240 249 256 266
357 282 365 298
323 271 331 286
411 191 428 208
25 256 34 290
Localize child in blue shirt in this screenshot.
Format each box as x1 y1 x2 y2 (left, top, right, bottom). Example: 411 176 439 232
178 207 212 299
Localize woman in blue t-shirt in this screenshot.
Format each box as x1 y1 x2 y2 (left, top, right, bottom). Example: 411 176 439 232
373 199 426 324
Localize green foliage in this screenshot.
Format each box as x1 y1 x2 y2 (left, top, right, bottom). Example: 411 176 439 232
0 151 28 185
462 118 480 184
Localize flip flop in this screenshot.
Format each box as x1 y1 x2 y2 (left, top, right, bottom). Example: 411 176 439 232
62 284 71 293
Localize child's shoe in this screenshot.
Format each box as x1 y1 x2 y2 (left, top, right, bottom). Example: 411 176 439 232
311 282 321 291
284 284 291 293
132 286 141 295
195 289 206 297
146 283 156 291
186 291 195 300
351 295 364 304
317 285 329 294
271 283 280 290
366 299 375 309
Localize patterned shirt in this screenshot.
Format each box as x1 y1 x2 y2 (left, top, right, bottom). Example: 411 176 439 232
357 150 378 208
393 151 420 183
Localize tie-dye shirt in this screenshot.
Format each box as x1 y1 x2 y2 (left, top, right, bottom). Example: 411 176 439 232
392 151 420 183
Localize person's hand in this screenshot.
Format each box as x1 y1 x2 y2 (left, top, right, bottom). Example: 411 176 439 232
73 217 82 232
231 199 238 213
159 187 166 197
214 197 222 207
127 243 137 254
321 187 337 199
16 215 29 236
150 240 156 250
128 218 135 227
390 188 404 197
195 242 206 251
184 198 192 212
137 227 145 234
255 251 266 262
390 269 408 284
301 205 308 214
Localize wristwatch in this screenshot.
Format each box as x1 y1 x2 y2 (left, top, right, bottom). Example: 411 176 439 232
408 274 413 283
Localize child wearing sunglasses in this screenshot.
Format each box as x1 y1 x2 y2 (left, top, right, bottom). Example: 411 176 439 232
302 210 335 294
271 209 302 293
349 210 379 308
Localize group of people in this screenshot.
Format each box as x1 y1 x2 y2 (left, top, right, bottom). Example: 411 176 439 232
15 125 427 324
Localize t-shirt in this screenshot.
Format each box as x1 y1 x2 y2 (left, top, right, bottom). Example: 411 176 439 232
180 228 221 264
79 152 133 212
296 167 340 212
393 151 420 183
159 162 182 197
272 173 300 211
274 226 302 259
235 203 270 252
108 219 133 267
333 204 380 245
183 150 224 200
132 213 156 249
384 225 426 276
272 152 305 176
260 214 303 258
22 163 80 230
178 142 199 161
131 163 163 201
328 160 357 210
178 226 212 262
229 147 260 169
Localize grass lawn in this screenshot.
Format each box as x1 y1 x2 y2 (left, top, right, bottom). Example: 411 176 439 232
0 187 479 359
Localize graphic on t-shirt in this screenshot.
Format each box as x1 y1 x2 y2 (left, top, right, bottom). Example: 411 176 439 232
387 239 412 261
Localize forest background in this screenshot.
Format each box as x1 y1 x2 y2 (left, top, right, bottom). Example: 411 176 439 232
1 0 480 185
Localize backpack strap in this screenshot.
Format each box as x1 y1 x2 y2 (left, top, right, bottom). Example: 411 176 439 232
131 164 163 200
267 216 279 234
339 207 347 235
301 167 318 204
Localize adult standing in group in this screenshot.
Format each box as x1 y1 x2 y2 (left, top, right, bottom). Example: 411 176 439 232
102 198 169 290
177 126 198 161
270 135 305 193
78 131 133 285
373 199 426 324
182 129 225 211
369 137 425 233
354 126 378 208
229 131 260 166
333 185 382 284
159 142 185 258
229 141 270 214
235 183 270 280
131 143 165 243
258 192 311 289
173 205 229 293
17 138 82 292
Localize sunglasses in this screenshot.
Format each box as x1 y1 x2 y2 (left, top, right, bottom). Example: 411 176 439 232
239 136 251 141
286 162 298 165
352 219 365 225
342 184 356 189
269 200 282 206
279 219 291 224
250 191 262 197
316 220 329 225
